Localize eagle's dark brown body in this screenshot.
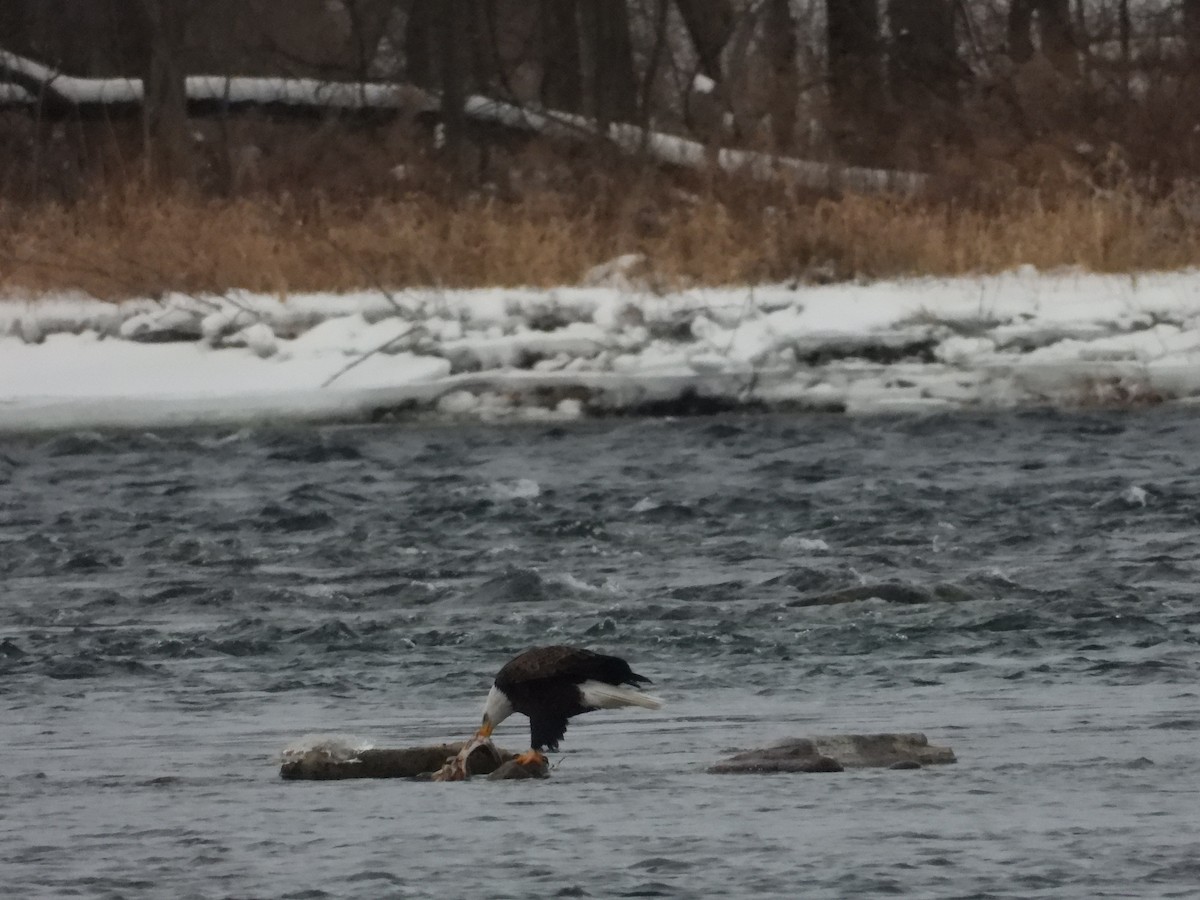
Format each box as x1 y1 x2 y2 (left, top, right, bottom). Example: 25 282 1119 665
490 646 655 751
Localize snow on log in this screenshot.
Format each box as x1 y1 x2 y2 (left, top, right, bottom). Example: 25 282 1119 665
709 733 957 774
0 49 430 114
0 49 926 195
465 96 929 195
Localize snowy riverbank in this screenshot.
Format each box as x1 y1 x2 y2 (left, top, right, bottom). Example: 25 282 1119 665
3 265 1200 433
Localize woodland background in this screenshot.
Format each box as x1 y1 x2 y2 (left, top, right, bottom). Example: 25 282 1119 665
3 1 1200 295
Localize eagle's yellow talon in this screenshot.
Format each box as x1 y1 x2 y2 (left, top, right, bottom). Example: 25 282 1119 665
513 749 548 767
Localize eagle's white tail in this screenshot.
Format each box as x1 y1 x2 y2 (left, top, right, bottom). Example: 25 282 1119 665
579 680 665 710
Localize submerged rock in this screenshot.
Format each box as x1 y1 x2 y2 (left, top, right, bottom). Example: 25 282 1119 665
709 740 842 774
709 733 955 774
789 582 973 607
809 733 956 768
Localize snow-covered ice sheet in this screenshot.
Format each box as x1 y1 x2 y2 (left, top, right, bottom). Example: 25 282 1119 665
3 267 1200 432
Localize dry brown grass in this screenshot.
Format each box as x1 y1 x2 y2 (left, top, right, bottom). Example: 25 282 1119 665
2 165 1199 300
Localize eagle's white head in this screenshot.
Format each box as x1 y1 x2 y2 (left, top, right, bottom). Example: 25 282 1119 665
477 684 514 737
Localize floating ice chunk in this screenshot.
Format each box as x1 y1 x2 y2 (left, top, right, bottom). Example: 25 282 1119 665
1025 324 1200 365
690 314 723 343
687 352 734 374
756 379 846 408
200 307 255 343
437 390 479 415
592 297 646 335
533 353 573 372
227 322 278 359
1144 359 1200 398
434 318 463 341
633 343 693 372
442 322 606 370
936 335 996 366
556 398 583 418
17 315 43 345
448 292 512 328
119 306 202 342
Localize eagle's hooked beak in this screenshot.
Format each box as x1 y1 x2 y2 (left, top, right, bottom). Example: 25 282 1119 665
475 715 494 740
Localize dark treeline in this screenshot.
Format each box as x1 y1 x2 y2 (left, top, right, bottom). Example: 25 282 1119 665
4 1 1200 191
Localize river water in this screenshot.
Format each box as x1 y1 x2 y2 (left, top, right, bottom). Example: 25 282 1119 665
2 410 1198 899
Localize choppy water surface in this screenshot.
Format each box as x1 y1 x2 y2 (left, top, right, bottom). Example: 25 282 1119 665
3 410 1200 899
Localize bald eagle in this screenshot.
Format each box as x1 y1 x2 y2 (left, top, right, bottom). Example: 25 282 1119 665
473 645 664 767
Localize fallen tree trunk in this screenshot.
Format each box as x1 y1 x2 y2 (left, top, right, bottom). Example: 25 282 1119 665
279 739 549 781
0 48 928 195
280 742 486 780
0 47 425 118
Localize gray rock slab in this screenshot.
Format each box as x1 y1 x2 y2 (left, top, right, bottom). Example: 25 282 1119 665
709 740 843 774
710 733 955 774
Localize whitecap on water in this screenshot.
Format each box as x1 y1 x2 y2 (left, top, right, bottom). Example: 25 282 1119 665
550 572 617 596
781 534 830 552
1123 485 1149 507
488 478 541 500
1091 483 1151 509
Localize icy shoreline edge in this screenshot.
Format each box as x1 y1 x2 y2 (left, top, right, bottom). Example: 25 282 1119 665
4 267 1200 433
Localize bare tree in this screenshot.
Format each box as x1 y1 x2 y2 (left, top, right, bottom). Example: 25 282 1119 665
0 3 31 58
888 0 960 106
405 0 437 87
1 0 147 76
539 0 584 111
580 0 638 126
826 0 883 146
762 0 799 149
1008 0 1077 73
674 0 736 82
339 0 394 81
136 0 191 183
437 0 470 168
1186 0 1200 64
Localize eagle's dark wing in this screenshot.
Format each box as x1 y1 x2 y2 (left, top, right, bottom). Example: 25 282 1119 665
496 645 649 687
496 645 596 683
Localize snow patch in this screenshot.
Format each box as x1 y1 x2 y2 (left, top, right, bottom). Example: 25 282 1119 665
5 269 1200 431
279 733 373 763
